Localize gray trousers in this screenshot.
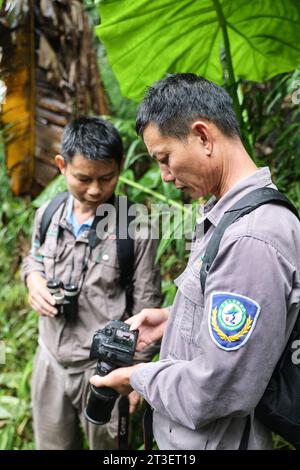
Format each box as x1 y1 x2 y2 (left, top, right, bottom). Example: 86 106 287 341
31 345 118 450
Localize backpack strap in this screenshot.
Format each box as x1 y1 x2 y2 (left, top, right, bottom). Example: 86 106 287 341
200 188 299 449
116 197 135 315
87 195 135 315
200 187 299 294
39 191 69 246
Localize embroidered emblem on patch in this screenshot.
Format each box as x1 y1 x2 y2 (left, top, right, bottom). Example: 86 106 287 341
208 292 261 351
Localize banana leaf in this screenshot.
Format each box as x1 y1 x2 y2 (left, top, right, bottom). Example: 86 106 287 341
97 0 300 101
0 0 109 196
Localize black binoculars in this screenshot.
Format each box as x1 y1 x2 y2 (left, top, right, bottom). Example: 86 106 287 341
47 279 79 322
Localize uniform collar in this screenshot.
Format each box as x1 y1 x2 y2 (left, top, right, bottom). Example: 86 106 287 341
199 167 275 229
59 193 117 241
65 195 94 238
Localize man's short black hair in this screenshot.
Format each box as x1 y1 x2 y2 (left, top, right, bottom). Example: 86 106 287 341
136 73 240 139
61 116 123 165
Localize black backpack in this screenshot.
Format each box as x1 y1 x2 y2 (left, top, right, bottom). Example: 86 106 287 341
39 192 135 314
200 187 300 449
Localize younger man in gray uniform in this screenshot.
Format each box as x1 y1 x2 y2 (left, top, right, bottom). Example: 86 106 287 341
21 116 162 449
90 74 300 450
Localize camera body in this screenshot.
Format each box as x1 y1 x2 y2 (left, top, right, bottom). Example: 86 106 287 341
47 279 79 322
90 320 138 368
85 320 138 425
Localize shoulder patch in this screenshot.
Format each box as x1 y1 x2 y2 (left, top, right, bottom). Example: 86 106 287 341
208 292 261 351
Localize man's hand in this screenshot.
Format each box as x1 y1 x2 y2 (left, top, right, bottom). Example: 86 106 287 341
26 272 57 317
90 364 142 396
128 390 141 414
125 308 170 351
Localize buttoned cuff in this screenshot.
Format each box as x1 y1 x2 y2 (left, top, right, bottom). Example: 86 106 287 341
130 362 162 406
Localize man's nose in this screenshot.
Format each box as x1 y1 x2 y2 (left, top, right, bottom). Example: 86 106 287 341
87 181 102 195
160 165 175 183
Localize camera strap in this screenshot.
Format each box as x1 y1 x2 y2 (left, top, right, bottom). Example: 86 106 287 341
143 401 154 450
118 396 130 450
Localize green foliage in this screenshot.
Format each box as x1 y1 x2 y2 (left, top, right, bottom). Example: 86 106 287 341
97 0 300 102
0 135 37 449
98 47 138 120
243 68 300 210
32 174 67 208
0 142 34 256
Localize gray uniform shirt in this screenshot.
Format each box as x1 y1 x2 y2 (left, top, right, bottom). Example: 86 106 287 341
21 197 162 367
130 167 300 450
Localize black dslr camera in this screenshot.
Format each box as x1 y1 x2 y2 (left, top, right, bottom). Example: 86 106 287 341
47 279 79 322
84 320 138 425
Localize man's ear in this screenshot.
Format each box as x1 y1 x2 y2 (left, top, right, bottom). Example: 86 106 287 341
55 154 66 174
191 121 213 156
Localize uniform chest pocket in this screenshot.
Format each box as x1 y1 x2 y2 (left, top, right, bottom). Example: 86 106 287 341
89 246 120 290
175 270 205 347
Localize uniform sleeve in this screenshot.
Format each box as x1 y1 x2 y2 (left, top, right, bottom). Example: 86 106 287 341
20 205 47 284
130 235 296 429
132 235 163 363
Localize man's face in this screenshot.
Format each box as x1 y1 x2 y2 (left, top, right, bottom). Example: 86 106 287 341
143 123 216 199
58 154 120 208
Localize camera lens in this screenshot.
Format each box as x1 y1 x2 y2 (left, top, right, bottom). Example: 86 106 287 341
85 384 119 425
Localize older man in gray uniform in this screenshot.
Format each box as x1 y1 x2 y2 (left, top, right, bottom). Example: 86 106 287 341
22 116 162 450
90 74 300 450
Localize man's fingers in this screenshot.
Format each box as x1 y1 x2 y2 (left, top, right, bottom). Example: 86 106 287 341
128 391 140 414
126 316 145 331
40 288 56 306
135 339 152 352
125 317 141 330
90 374 107 387
29 294 57 317
126 310 150 330
37 294 57 315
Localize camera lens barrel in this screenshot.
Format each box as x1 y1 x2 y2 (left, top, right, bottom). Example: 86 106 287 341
85 383 119 425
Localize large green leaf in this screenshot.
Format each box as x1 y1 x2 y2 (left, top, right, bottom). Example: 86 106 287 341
97 0 300 100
